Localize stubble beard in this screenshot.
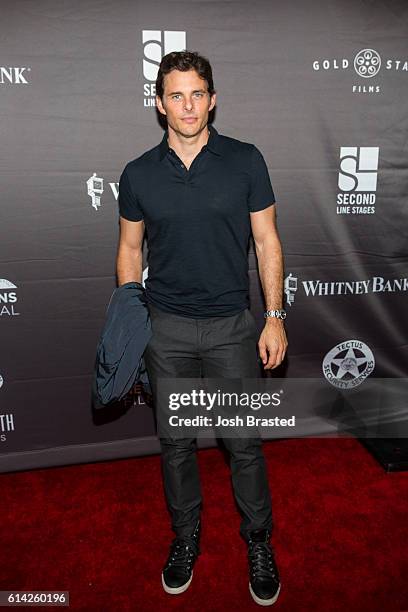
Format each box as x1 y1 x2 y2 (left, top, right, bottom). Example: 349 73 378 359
170 116 209 140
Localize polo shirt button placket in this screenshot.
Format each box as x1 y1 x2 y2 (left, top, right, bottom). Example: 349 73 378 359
180 161 190 182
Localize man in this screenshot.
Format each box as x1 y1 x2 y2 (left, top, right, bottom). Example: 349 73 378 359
116 50 287 606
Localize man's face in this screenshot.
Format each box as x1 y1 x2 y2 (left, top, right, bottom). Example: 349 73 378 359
156 68 216 138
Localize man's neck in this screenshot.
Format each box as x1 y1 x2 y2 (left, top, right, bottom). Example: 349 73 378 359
167 125 210 163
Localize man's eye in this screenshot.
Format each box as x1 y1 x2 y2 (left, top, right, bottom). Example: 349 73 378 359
171 93 204 100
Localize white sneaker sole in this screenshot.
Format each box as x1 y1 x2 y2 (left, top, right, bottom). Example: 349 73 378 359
249 581 281 606
162 570 193 595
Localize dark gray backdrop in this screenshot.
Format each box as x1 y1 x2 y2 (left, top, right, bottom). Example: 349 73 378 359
1 0 407 472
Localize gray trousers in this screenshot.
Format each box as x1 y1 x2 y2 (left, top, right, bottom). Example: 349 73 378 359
143 303 273 543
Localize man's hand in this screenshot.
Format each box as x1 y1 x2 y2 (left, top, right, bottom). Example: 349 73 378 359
258 320 288 369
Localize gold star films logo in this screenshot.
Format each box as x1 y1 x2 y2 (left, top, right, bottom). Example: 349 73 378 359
312 47 407 93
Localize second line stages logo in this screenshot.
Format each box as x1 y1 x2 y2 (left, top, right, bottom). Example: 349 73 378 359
142 30 186 107
337 146 379 215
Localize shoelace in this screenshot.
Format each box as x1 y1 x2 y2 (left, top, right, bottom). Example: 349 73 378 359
165 535 199 572
248 541 279 582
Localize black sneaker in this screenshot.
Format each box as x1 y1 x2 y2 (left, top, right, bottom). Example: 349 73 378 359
247 528 281 606
161 520 201 594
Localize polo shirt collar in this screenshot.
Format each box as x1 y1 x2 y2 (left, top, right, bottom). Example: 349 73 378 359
159 124 221 161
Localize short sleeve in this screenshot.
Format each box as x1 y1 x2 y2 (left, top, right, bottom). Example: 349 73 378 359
248 145 276 212
118 165 144 221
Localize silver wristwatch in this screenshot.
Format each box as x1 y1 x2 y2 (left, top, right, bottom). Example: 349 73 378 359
264 309 287 320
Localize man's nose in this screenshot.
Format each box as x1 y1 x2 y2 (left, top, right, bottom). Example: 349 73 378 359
184 97 193 110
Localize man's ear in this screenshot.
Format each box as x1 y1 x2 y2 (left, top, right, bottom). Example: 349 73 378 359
156 96 167 116
209 92 217 112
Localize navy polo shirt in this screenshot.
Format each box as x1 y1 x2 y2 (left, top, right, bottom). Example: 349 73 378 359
118 124 276 318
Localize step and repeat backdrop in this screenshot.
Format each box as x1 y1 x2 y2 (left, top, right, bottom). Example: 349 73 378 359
1 1 407 471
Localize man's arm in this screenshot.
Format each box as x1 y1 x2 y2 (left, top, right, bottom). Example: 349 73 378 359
250 204 288 370
116 216 145 286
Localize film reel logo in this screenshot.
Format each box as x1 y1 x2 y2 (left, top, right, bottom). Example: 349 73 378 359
354 49 381 78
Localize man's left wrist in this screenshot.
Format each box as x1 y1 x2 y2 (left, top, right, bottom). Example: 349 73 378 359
265 317 284 327
264 308 287 321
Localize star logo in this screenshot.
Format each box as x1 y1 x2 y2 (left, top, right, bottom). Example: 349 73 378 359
323 340 375 388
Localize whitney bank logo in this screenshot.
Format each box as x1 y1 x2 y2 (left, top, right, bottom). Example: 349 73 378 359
142 30 186 107
284 272 408 306
312 48 407 94
0 67 30 84
86 173 120 210
337 147 379 215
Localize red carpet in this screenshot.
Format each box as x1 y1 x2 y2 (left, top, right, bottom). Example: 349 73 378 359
1 437 407 611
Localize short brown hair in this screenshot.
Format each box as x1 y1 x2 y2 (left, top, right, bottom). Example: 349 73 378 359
156 50 215 100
